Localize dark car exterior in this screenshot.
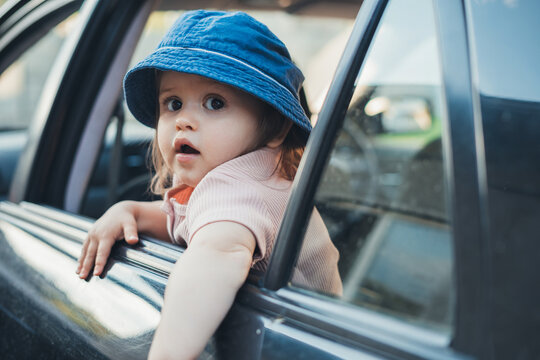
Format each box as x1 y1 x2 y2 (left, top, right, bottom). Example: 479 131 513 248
1 0 539 359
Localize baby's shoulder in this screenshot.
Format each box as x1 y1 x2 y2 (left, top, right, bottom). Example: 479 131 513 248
212 159 254 178
187 168 268 216
193 162 288 205
190 148 291 204
208 148 280 182
193 168 265 207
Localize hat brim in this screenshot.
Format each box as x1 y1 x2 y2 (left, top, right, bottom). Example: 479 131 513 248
123 47 312 138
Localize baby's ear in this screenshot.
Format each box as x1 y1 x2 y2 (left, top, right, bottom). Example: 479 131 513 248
267 121 292 148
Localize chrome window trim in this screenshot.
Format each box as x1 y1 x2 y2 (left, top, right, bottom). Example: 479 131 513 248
0 201 179 277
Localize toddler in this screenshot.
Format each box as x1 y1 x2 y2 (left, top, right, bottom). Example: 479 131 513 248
76 10 341 359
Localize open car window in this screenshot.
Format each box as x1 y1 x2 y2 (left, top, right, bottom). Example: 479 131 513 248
292 0 454 335
80 6 357 219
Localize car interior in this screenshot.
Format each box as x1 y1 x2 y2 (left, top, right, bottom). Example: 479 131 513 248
71 1 362 218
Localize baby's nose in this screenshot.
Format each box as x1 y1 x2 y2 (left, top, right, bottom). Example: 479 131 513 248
175 114 197 131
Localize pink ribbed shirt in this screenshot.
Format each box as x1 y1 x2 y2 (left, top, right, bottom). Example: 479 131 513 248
161 147 342 295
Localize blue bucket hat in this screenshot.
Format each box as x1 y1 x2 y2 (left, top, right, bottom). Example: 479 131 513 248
123 10 311 138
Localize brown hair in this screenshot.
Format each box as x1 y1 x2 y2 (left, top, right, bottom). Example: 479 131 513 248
148 73 306 196
252 103 306 181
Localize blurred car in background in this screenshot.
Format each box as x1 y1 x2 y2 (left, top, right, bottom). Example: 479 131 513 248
1 0 539 359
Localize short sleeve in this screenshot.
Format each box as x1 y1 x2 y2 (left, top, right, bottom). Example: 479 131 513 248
184 170 274 263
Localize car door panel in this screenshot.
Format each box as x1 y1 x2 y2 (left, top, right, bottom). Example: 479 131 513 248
0 202 167 359
0 201 388 360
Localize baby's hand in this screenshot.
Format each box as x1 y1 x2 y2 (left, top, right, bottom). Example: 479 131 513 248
76 201 140 279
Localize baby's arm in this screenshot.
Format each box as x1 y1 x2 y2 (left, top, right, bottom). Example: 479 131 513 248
76 200 169 279
148 221 256 360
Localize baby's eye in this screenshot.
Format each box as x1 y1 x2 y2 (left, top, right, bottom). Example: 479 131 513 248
204 97 225 110
166 99 182 111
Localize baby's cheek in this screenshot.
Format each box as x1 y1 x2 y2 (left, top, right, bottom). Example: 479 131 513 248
156 141 174 171
157 141 168 160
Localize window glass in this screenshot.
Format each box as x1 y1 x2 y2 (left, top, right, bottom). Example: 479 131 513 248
292 0 454 334
467 1 540 102
0 13 80 130
0 12 81 199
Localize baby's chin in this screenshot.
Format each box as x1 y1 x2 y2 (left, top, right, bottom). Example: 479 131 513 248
173 158 236 188
173 171 207 189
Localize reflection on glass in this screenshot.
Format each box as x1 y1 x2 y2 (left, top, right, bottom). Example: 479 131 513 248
342 214 452 330
293 0 454 335
0 13 80 131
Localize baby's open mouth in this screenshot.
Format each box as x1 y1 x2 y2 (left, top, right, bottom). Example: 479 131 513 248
180 144 200 154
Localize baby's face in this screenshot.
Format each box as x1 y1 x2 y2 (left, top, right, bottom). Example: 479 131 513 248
157 71 263 188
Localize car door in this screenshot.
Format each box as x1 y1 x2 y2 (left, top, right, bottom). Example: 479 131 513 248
214 0 486 358
1 0 466 359
5 0 537 359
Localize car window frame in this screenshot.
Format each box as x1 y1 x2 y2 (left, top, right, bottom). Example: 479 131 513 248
434 0 491 358
8 0 151 206
263 0 388 292
256 0 488 358
258 0 459 356
1 0 89 203
0 0 83 74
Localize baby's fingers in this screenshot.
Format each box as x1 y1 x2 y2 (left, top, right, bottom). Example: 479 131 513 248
123 223 139 245
76 239 89 274
93 239 115 277
78 240 98 279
